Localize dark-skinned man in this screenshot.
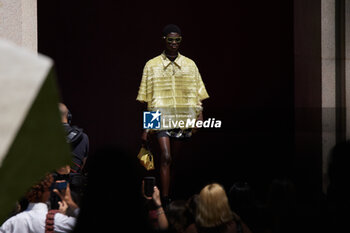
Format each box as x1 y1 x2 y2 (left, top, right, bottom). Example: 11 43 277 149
137 24 209 208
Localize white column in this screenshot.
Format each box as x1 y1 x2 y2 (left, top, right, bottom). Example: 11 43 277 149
321 0 336 193
0 0 37 51
346 0 350 140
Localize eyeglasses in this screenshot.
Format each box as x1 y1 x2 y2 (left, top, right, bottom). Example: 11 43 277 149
165 36 182 43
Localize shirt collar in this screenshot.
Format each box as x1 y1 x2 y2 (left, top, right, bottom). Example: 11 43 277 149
161 51 183 69
27 202 48 211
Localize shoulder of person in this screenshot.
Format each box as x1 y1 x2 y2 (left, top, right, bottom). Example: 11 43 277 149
145 55 163 67
54 213 77 222
53 213 77 232
181 54 198 69
226 220 237 229
240 220 253 233
81 132 89 141
228 219 253 233
0 213 27 231
184 223 198 233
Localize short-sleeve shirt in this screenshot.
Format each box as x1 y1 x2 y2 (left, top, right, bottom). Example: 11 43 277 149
0 203 77 233
136 52 209 130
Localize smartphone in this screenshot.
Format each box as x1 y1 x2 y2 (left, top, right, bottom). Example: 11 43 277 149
54 181 67 190
50 181 67 209
144 176 155 197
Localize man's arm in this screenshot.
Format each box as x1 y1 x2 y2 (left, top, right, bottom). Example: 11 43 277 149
192 111 203 134
80 133 89 173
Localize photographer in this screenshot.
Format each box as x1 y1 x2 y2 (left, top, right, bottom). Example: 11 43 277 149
58 103 89 208
58 103 89 175
52 179 80 217
0 174 79 233
50 165 82 214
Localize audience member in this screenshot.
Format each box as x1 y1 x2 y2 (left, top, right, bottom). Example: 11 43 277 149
59 103 89 174
228 182 260 232
50 165 71 210
0 173 79 233
186 194 199 226
50 165 83 216
228 182 254 217
142 182 168 231
59 103 88 213
166 200 193 233
185 183 252 233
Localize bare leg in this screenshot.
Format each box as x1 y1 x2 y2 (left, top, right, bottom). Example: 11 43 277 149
158 136 171 197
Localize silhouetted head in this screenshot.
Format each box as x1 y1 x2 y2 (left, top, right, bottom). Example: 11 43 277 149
196 183 235 227
167 200 192 233
228 181 254 212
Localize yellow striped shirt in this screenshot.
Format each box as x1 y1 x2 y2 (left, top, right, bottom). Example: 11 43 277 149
137 52 209 130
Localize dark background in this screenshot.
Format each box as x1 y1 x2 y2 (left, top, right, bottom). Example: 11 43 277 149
37 0 298 202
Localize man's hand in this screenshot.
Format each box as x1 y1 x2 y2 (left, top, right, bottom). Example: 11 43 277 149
53 183 78 211
141 130 149 145
193 111 203 134
152 186 162 207
142 181 162 207
58 200 68 215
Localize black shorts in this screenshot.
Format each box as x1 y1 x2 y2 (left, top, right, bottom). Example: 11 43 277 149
156 128 192 140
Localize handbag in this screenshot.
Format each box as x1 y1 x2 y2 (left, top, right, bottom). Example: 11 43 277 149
137 143 155 171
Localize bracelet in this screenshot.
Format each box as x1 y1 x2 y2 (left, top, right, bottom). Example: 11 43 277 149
155 204 162 209
157 210 164 216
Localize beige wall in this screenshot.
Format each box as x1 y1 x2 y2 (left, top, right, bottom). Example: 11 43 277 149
0 0 37 51
321 0 336 193
321 0 350 193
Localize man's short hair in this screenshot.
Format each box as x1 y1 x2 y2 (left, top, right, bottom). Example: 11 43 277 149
162 24 181 36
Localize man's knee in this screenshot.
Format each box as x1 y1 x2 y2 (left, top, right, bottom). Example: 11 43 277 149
161 152 172 165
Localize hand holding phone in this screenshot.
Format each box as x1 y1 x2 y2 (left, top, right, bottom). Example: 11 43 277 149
54 181 67 190
53 182 79 210
143 177 155 197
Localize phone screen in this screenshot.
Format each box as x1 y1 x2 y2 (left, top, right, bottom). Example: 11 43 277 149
144 177 155 197
54 181 67 190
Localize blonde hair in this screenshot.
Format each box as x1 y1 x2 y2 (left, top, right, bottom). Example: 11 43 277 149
196 183 235 227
